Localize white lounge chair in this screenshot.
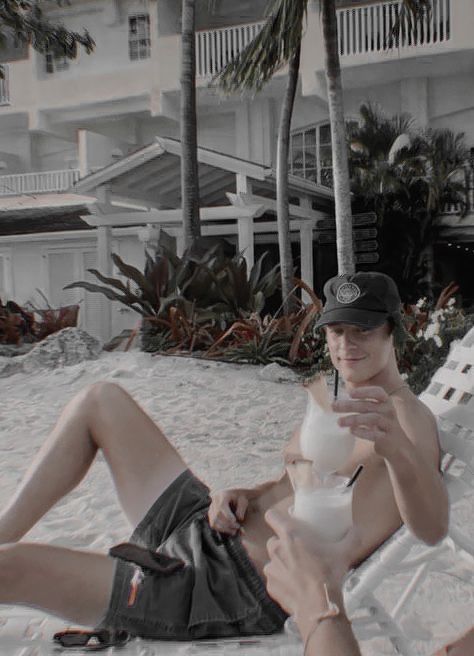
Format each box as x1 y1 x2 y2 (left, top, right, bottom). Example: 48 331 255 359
344 325 474 656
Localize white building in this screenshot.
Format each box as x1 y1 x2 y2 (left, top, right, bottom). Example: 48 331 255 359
0 0 472 341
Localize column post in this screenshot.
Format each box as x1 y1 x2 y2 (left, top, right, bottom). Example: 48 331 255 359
97 225 112 342
236 174 254 274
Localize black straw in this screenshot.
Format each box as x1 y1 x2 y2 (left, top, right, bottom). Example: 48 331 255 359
333 369 339 400
346 464 364 488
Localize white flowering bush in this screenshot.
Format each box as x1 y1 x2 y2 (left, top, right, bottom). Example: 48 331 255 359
399 299 474 394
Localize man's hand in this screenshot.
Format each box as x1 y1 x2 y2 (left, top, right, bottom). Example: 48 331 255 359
263 509 357 618
332 386 406 460
207 488 249 535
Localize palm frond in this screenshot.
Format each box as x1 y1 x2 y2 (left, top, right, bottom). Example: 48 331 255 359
214 0 307 93
388 0 433 48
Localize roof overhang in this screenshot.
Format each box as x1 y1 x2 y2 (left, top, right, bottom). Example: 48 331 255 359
0 193 97 235
74 137 334 214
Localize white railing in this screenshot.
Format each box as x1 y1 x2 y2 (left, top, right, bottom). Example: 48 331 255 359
0 169 81 196
0 65 10 105
196 21 265 78
337 0 451 57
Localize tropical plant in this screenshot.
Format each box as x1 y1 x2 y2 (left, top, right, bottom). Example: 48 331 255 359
29 305 80 341
399 295 474 394
0 294 79 345
0 1 94 63
205 278 324 368
64 245 283 352
180 0 201 247
0 298 26 344
349 103 469 300
215 0 433 290
205 307 321 368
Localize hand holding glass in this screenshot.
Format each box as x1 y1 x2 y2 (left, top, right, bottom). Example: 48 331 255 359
287 461 354 542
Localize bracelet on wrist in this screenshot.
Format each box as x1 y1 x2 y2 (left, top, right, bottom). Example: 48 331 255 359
303 583 341 655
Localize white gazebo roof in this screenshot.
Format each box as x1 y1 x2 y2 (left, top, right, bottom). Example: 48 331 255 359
74 136 334 212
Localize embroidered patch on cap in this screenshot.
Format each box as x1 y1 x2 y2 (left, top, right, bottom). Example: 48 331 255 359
336 282 361 304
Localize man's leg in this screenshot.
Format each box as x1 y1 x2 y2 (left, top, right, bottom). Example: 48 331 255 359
0 382 187 543
0 542 116 627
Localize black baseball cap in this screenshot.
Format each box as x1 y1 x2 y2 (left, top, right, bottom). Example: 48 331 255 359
315 272 404 331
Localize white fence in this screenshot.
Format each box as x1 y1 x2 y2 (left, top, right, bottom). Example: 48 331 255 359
337 0 451 57
0 169 81 196
0 65 9 105
195 21 265 78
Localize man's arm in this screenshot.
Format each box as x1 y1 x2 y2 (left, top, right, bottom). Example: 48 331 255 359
381 404 448 545
208 427 298 534
335 388 449 546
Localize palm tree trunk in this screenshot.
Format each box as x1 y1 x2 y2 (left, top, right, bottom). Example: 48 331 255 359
180 0 201 248
321 0 355 274
277 45 301 315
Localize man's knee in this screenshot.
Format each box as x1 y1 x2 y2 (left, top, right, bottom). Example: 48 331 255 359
82 381 130 412
0 543 27 593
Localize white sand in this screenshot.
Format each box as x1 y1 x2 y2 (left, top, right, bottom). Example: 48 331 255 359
0 351 472 655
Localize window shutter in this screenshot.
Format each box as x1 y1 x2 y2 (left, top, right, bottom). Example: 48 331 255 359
48 252 78 308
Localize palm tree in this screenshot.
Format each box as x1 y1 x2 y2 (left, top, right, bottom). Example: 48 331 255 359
181 0 201 249
217 1 306 313
216 0 433 288
349 104 468 300
276 45 301 314
0 0 94 62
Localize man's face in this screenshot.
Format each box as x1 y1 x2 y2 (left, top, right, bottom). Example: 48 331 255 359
324 322 393 384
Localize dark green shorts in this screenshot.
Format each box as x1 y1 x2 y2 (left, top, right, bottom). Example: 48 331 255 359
101 469 288 640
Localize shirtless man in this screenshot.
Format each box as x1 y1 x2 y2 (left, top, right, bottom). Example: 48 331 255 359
210 272 448 577
0 271 448 644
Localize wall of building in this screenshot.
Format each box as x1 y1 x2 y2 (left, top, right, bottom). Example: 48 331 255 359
430 74 474 146
0 231 145 341
39 0 156 78
31 134 78 172
0 132 31 172
198 112 236 156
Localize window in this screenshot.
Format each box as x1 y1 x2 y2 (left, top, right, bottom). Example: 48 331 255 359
290 121 357 188
129 14 151 60
45 49 70 74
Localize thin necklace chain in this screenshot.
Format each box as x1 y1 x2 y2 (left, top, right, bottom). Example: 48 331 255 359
388 383 410 396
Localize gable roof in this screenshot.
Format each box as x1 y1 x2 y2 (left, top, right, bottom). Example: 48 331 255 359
74 137 334 212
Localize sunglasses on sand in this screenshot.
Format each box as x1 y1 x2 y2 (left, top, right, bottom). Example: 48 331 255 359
53 628 130 651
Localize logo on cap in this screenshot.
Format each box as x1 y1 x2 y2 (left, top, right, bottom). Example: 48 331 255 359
336 282 361 304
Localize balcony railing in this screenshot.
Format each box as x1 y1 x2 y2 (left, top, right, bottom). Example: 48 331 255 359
337 0 451 57
0 169 81 196
0 65 10 105
196 21 265 78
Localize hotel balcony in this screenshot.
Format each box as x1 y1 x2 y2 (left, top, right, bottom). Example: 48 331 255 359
302 0 474 94
195 21 265 79
0 169 80 196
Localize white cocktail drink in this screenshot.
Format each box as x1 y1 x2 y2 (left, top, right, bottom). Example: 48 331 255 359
300 392 355 474
292 476 354 542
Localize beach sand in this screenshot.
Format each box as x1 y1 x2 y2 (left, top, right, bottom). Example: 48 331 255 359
0 351 472 655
